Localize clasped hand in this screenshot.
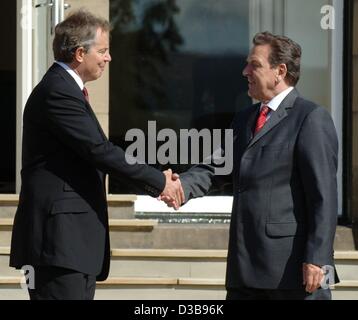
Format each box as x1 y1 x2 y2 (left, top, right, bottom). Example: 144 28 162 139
159 169 184 210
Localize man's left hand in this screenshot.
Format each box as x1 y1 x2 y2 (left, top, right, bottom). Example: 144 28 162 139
302 263 324 293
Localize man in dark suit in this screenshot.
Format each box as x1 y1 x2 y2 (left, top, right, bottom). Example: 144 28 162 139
10 10 183 300
162 31 339 300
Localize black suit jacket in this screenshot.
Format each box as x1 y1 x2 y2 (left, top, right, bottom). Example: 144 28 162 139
180 89 339 289
10 63 165 280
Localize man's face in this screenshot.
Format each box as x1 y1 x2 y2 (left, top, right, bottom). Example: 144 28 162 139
242 44 279 102
81 28 111 83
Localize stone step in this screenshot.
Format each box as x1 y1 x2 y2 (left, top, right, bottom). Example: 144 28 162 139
0 213 354 251
0 218 157 247
110 224 229 249
109 249 226 278
0 276 227 300
1 194 356 250
109 250 358 281
0 218 157 228
2 247 358 281
111 248 227 258
5 219 353 251
331 251 358 281
0 221 230 250
0 276 356 300
108 225 355 250
0 248 227 278
0 194 136 219
93 277 227 300
331 281 358 300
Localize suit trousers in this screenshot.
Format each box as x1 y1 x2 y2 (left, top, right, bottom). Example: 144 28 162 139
226 287 331 300
28 266 96 300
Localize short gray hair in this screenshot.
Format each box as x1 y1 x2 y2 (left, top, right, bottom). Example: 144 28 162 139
53 9 110 63
253 31 302 86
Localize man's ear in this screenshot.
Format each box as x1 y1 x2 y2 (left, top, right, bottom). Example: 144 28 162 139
274 64 287 85
73 47 86 63
277 63 287 80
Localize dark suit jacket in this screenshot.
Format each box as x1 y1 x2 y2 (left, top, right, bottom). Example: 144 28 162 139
180 89 339 289
10 63 165 281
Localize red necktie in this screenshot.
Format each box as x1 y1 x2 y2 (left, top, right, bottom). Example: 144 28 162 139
254 105 270 135
82 87 89 103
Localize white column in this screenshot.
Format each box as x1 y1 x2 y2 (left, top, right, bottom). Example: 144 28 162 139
16 0 33 193
249 0 285 42
331 0 344 216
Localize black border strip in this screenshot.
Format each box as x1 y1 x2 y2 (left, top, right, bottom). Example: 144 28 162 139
340 0 354 225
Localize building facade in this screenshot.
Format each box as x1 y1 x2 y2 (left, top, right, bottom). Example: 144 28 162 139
2 0 357 229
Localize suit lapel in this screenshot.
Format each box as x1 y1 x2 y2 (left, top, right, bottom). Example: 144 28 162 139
247 89 299 148
245 104 260 146
50 63 107 140
84 100 107 140
248 105 288 147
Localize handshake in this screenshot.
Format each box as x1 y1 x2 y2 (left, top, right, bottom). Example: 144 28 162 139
159 169 185 210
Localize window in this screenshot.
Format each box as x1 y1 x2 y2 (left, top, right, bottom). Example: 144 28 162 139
108 0 342 210
109 0 251 195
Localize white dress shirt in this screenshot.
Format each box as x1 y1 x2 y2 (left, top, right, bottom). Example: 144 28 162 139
260 86 294 121
55 61 84 90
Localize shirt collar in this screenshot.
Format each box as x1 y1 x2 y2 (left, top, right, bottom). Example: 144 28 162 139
261 86 294 111
55 61 84 90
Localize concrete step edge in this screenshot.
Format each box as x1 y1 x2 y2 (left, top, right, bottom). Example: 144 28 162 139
334 251 358 259
333 280 358 288
0 276 224 287
111 248 227 258
99 277 178 285
0 218 158 229
1 276 356 289
0 194 137 205
2 247 358 260
107 194 137 203
108 219 157 227
0 247 225 258
178 278 224 286
0 276 178 286
0 277 22 284
0 247 9 254
0 195 19 206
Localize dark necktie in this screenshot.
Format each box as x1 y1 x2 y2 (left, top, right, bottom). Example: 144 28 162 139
82 87 89 103
254 105 270 135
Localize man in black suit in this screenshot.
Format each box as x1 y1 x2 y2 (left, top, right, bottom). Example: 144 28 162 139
162 32 339 300
10 10 183 300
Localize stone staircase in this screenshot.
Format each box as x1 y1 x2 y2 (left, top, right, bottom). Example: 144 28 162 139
0 194 357 300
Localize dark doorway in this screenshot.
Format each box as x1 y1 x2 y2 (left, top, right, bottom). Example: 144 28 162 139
0 1 16 193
